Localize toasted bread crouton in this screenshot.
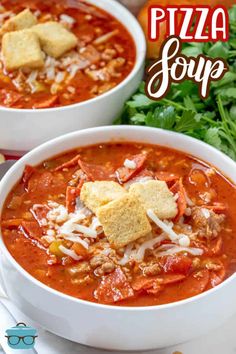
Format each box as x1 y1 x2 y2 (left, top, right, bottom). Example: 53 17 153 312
2 30 44 71
97 194 151 249
2 9 37 33
129 180 177 219
80 181 126 213
32 21 78 58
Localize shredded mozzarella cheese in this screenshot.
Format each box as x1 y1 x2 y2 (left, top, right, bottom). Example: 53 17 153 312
133 234 166 261
155 245 203 257
63 235 89 249
58 245 82 260
147 209 179 241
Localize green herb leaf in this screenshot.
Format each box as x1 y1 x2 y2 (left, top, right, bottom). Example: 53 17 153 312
127 94 155 109
145 106 176 129
175 110 201 132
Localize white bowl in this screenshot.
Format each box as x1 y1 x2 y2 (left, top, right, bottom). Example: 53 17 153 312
0 0 146 153
0 126 236 351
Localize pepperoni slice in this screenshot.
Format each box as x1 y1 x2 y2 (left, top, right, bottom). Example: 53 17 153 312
176 269 210 298
78 160 114 181
22 165 36 189
28 172 54 193
170 178 187 221
115 153 147 183
210 266 226 287
21 220 45 246
204 204 227 213
53 154 81 172
95 268 134 304
209 236 223 256
161 255 192 275
132 274 186 293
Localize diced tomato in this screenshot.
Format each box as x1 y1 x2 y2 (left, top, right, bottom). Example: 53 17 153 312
71 243 89 259
170 178 187 221
155 171 179 183
33 96 58 109
78 160 114 181
30 205 50 227
0 89 23 107
95 268 134 304
22 165 36 189
1 219 23 229
66 186 81 213
53 154 81 172
115 153 147 183
21 220 44 245
161 255 192 275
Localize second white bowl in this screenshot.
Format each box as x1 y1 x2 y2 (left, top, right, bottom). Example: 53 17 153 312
0 0 146 153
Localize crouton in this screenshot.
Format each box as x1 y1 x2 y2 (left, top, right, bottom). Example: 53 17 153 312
32 21 78 58
2 9 37 33
129 180 177 219
2 30 44 71
80 181 126 213
97 194 151 249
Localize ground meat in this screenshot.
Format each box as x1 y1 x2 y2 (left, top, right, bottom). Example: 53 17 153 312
67 262 91 276
191 207 225 239
94 261 115 276
142 263 161 276
90 254 110 269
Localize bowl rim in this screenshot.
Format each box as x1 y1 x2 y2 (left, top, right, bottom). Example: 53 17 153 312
0 0 146 114
0 125 236 312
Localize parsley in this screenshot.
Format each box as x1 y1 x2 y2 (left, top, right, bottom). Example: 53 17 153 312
114 6 236 161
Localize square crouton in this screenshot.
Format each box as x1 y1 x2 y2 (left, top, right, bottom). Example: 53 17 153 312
97 194 151 249
32 21 78 58
2 9 37 33
80 181 126 213
129 180 177 219
2 30 44 71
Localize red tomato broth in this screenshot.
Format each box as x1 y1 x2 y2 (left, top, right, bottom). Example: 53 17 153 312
0 0 136 109
1 142 236 307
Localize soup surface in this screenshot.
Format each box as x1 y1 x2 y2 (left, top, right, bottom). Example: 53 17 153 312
2 143 236 306
0 0 135 109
